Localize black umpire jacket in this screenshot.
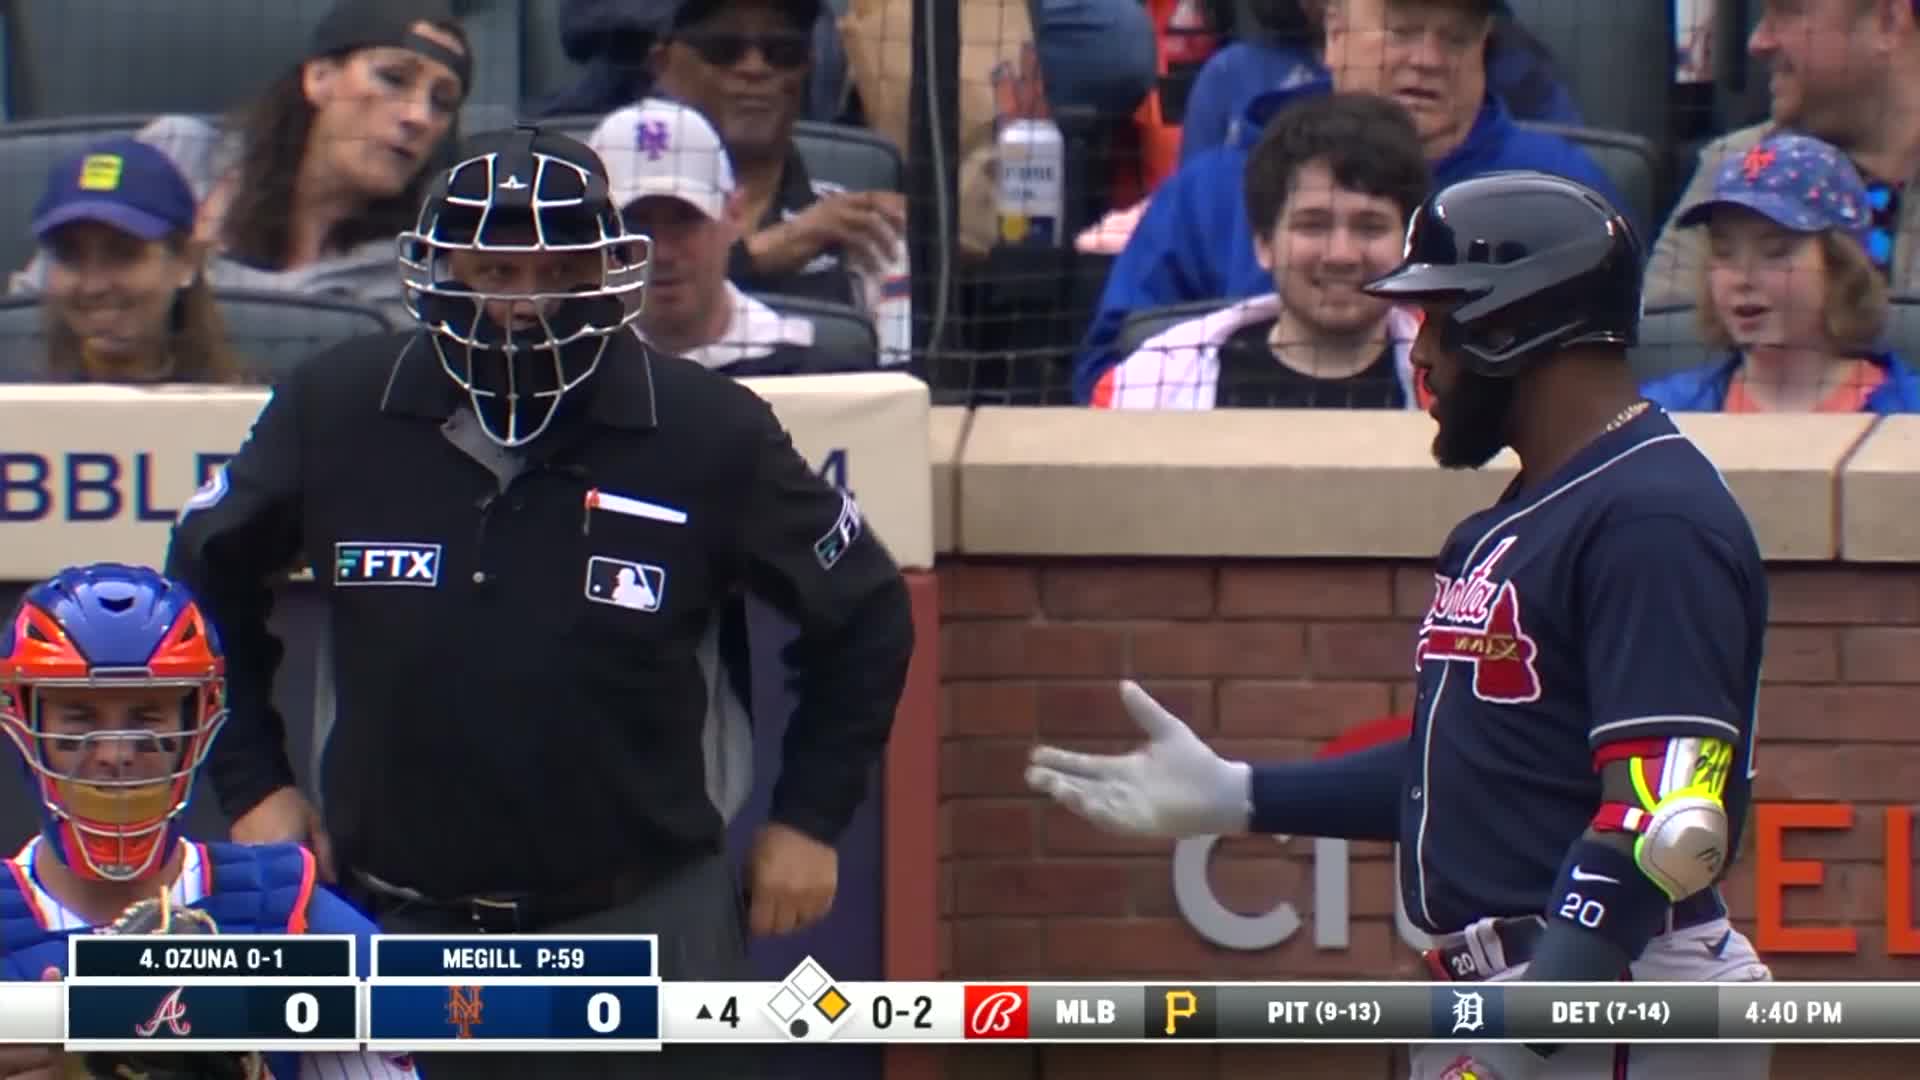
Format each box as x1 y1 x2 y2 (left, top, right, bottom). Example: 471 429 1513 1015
164 329 914 898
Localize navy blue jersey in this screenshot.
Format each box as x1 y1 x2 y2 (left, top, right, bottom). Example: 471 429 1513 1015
1399 407 1766 935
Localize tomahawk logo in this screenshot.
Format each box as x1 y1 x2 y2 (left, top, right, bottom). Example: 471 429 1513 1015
1415 535 1541 703
134 988 192 1037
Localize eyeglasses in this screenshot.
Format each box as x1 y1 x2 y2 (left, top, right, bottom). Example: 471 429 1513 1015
677 31 811 70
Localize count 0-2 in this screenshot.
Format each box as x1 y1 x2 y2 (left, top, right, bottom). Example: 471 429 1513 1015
870 994 933 1029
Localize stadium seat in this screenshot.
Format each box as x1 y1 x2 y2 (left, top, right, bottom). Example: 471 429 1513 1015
520 0 583 110
3 0 518 119
545 114 905 195
1516 123 1663 236
1634 298 1920 392
0 290 392 383
1629 303 1716 381
1884 296 1920 363
218 290 394 380
1114 299 1232 361
748 292 880 365
1501 0 1670 145
0 115 158 276
791 121 905 194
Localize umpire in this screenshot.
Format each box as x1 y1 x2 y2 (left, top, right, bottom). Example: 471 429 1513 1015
163 125 913 1076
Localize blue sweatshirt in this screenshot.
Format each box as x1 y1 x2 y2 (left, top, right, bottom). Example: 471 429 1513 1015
1641 350 1920 413
1181 40 1585 164
1072 82 1630 403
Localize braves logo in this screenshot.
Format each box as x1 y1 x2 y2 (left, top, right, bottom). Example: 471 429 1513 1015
1415 535 1541 703
962 986 1028 1038
134 987 192 1037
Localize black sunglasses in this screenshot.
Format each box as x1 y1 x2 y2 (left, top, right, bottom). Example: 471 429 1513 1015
678 30 811 69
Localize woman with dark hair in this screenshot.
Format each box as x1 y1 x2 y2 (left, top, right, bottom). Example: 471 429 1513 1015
1180 0 1584 164
16 0 472 324
6 138 249 385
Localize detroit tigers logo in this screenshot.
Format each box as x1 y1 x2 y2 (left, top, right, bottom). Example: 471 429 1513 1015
1415 535 1542 704
636 120 671 160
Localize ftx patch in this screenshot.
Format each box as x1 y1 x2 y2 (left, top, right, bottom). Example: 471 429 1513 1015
334 542 442 587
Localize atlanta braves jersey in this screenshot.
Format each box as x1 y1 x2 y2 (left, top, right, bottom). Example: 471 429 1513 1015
1401 406 1765 934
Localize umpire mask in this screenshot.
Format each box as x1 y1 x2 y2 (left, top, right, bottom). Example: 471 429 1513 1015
400 126 651 447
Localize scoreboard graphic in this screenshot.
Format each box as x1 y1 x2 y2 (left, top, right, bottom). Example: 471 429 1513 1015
6 935 1920 1049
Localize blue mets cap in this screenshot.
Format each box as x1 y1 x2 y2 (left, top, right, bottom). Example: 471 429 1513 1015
31 138 196 243
1677 132 1873 252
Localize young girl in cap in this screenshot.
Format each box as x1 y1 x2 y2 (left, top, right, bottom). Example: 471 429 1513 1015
14 138 248 384
1642 131 1920 413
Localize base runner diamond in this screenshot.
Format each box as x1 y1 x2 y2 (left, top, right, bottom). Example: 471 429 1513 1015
763 956 855 1041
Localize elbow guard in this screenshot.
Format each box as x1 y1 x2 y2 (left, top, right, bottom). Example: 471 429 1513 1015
1592 736 1733 901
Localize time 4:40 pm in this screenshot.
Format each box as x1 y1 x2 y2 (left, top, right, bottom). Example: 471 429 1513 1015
1745 999 1844 1025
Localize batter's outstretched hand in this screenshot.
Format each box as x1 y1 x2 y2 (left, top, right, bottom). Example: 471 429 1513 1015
1024 681 1252 837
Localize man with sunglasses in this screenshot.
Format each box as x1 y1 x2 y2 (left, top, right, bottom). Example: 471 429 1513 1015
1647 0 1920 308
651 0 912 365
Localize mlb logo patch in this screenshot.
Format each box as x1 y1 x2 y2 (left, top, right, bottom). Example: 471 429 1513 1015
334 542 442 587
584 555 667 613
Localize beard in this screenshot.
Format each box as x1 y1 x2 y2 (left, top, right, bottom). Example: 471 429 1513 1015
1431 367 1516 469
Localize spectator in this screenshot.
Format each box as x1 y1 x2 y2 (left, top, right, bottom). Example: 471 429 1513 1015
649 0 910 364
1071 0 1625 403
1095 93 1430 408
544 0 1156 123
10 0 472 324
11 139 247 385
1646 0 1920 308
589 98 879 374
1643 133 1920 413
1181 0 1583 163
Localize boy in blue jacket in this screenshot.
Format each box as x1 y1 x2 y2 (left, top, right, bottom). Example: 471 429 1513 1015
0 564 412 1080
1074 0 1625 402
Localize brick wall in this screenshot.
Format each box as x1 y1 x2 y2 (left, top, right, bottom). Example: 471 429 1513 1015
933 558 1920 1078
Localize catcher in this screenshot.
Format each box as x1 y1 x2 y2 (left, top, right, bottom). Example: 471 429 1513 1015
0 563 412 1079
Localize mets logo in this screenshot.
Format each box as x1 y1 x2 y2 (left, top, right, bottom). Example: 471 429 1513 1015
636 119 671 160
1415 535 1541 704
447 986 484 1038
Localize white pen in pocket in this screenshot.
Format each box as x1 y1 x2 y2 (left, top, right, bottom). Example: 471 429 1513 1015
582 488 690 535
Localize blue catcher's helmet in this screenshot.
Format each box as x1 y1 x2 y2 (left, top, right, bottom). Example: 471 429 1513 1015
0 564 226 882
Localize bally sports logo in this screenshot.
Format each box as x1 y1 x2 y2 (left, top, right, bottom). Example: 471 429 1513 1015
1414 535 1541 704
963 985 1028 1038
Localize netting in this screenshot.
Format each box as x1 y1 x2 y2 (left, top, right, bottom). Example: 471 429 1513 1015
0 1 1910 411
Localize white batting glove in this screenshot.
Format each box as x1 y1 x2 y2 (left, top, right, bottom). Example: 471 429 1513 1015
1024 681 1252 837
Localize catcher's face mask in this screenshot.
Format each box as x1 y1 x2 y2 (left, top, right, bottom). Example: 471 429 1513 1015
10 682 222 883
0 567 226 884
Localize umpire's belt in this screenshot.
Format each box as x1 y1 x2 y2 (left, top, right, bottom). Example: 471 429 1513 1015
354 864 664 933
1423 889 1728 982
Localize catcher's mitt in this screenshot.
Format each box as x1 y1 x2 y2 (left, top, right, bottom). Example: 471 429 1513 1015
65 892 269 1080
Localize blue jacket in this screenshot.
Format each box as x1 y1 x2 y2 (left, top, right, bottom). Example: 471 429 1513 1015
1072 83 1629 402
1181 40 1585 164
1641 350 1920 413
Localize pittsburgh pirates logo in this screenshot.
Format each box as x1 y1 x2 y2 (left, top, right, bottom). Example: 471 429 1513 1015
1415 536 1542 704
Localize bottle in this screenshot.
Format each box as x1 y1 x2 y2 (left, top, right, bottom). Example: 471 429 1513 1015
995 117 1065 248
